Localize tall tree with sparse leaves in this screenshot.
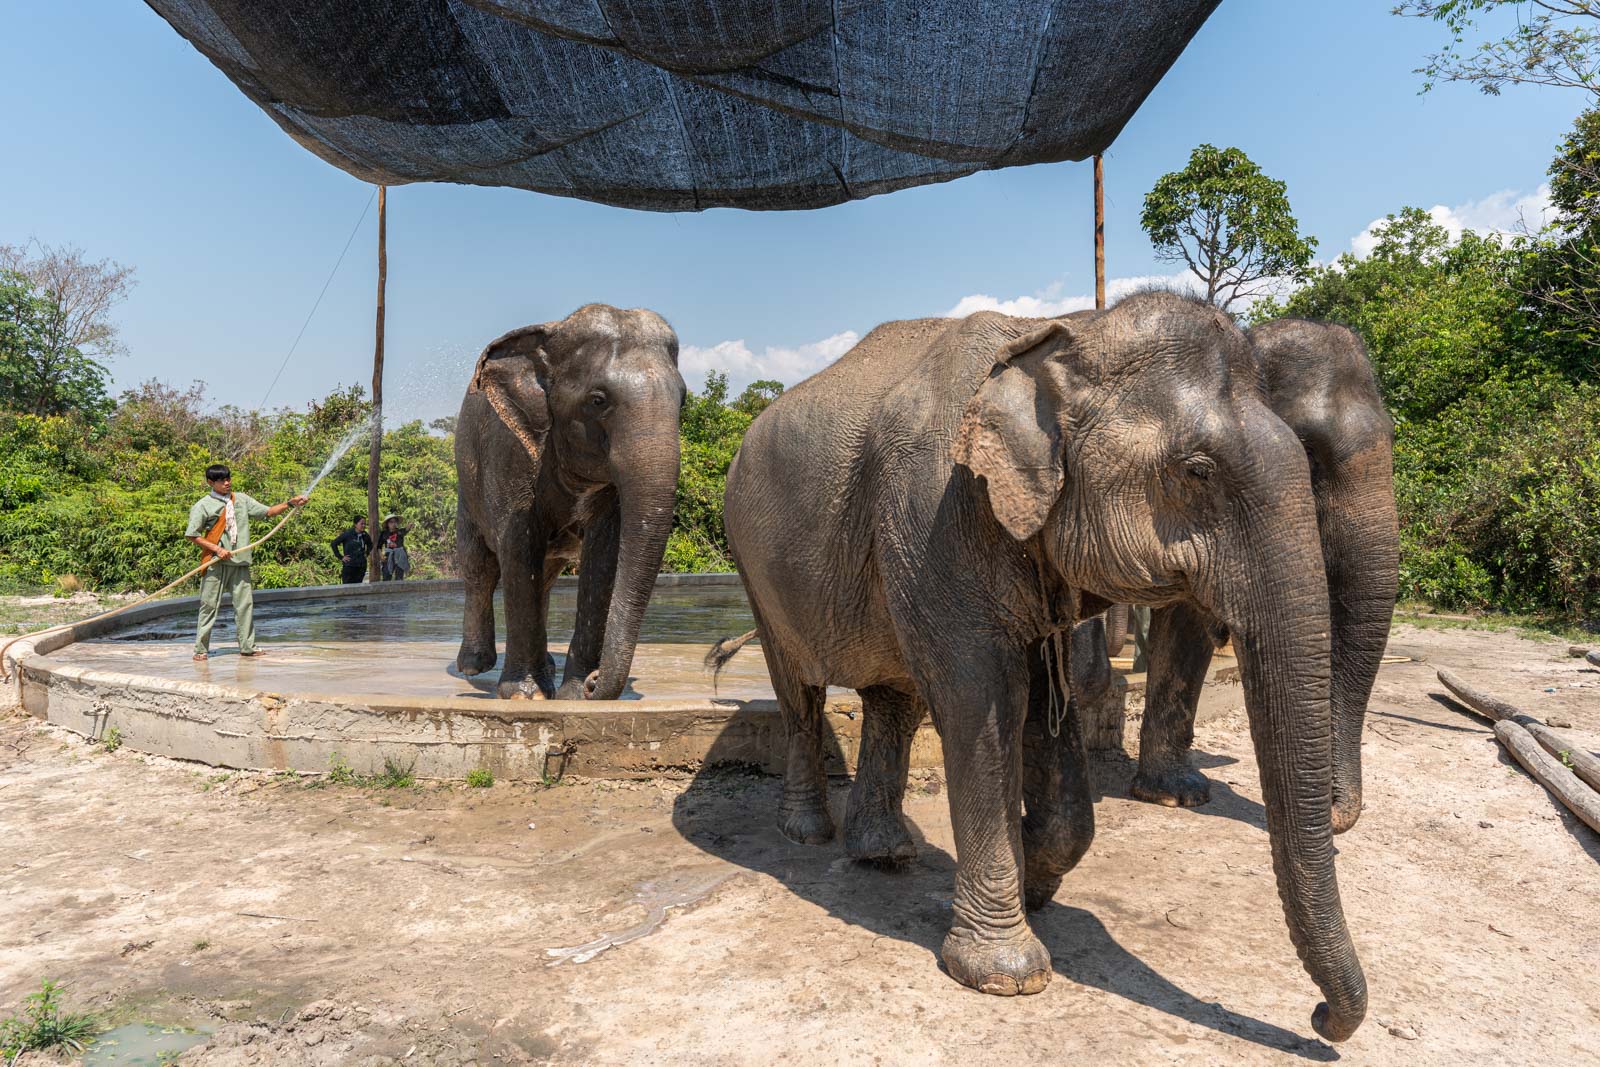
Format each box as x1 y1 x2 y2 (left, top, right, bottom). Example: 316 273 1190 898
0 270 113 420
1140 144 1318 313
1395 1 1600 97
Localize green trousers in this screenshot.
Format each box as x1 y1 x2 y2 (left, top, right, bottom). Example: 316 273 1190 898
195 562 255 655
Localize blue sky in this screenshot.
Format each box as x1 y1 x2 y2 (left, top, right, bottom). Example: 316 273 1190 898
1 1 1587 425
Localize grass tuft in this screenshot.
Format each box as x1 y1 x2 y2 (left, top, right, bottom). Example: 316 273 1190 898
0 980 99 1062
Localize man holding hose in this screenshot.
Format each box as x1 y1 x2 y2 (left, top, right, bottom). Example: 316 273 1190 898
185 464 308 661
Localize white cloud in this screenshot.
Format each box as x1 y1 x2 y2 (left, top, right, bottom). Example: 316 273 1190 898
940 274 1204 319
680 330 861 392
1351 184 1554 257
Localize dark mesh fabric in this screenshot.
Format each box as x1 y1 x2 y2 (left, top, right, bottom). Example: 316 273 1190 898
146 0 1221 211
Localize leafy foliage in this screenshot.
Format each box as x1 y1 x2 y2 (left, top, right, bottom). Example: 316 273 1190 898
665 372 772 572
1253 117 1600 622
0 980 98 1061
0 270 112 420
0 360 780 592
1140 144 1318 311
0 380 456 593
1395 0 1600 97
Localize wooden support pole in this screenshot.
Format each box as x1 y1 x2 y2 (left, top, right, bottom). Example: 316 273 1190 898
367 185 387 583
1093 154 1106 310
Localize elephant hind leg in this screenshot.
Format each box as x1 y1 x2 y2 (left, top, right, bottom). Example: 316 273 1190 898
1022 639 1096 911
759 635 835 845
845 685 924 865
456 516 500 676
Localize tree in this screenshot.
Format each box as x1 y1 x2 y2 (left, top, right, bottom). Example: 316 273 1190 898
1516 107 1600 355
733 379 784 417
0 242 137 360
0 270 113 419
1140 144 1318 312
1395 1 1600 97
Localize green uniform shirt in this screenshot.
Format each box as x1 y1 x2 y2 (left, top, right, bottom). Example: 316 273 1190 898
185 492 271 565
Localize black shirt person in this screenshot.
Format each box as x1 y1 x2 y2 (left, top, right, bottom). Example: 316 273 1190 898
331 515 372 584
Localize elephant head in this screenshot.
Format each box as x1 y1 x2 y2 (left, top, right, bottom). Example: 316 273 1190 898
953 291 1365 1042
469 304 685 700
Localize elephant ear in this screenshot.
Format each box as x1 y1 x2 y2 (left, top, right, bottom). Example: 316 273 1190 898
952 320 1081 541
471 323 556 468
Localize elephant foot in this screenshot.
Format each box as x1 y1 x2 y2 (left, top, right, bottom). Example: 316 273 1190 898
457 642 497 676
940 929 1051 996
777 801 835 846
1130 763 1212 808
844 811 917 866
497 676 550 700
554 677 587 700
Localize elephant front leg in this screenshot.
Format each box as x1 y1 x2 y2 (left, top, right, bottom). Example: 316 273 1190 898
456 510 500 676
844 685 924 865
1131 602 1218 807
497 525 552 700
928 666 1051 997
1021 637 1095 911
557 507 619 699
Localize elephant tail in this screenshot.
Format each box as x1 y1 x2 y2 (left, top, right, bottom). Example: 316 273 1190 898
704 629 760 693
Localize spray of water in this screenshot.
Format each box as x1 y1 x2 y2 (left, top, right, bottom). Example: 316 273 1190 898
303 415 376 496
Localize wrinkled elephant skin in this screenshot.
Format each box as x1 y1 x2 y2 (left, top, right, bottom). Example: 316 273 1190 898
1133 320 1399 834
455 304 684 701
722 294 1367 1040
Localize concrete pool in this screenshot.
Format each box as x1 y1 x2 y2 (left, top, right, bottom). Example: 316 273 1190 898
8 576 933 780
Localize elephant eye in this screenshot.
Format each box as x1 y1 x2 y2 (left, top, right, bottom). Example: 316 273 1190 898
1183 455 1215 482
588 390 609 411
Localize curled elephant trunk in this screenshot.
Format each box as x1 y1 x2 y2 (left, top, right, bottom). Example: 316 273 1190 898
586 420 680 700
1210 497 1367 1042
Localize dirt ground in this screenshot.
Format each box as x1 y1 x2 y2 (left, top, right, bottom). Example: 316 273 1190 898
2 622 1597 1066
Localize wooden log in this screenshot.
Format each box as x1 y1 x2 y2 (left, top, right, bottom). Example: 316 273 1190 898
1436 668 1521 723
1569 645 1591 658
1436 667 1600 790
1530 727 1600 797
1493 719 1600 836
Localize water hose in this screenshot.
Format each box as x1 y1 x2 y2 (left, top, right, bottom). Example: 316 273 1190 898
0 507 304 684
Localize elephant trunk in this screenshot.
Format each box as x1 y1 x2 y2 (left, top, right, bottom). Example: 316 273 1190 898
1318 439 1399 834
586 417 680 700
1213 492 1367 1042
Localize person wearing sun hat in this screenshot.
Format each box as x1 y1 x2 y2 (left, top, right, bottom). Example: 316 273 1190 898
379 513 411 581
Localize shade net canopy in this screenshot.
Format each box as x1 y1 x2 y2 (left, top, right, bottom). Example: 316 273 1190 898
147 0 1221 212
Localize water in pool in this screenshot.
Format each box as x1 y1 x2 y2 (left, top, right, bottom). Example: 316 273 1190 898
45 584 771 700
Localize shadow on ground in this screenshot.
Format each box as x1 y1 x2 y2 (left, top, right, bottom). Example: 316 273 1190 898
1087 749 1269 831
672 716 1332 1061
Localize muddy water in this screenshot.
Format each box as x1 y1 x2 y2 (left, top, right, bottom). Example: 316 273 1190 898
47 584 772 701
82 1022 210 1064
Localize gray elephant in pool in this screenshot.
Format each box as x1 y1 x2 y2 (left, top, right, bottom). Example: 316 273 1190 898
1131 319 1398 832
713 292 1366 1041
455 304 685 700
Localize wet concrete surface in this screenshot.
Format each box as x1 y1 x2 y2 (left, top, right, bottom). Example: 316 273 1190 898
42 585 773 701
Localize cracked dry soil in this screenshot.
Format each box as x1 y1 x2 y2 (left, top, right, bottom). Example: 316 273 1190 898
1 622 1597 1065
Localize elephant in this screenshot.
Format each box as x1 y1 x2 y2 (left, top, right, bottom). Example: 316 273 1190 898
714 292 1366 1041
1129 319 1399 835
454 303 685 700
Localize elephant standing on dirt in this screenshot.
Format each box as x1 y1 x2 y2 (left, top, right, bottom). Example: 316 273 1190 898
715 293 1366 1041
455 304 685 700
1130 319 1398 835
